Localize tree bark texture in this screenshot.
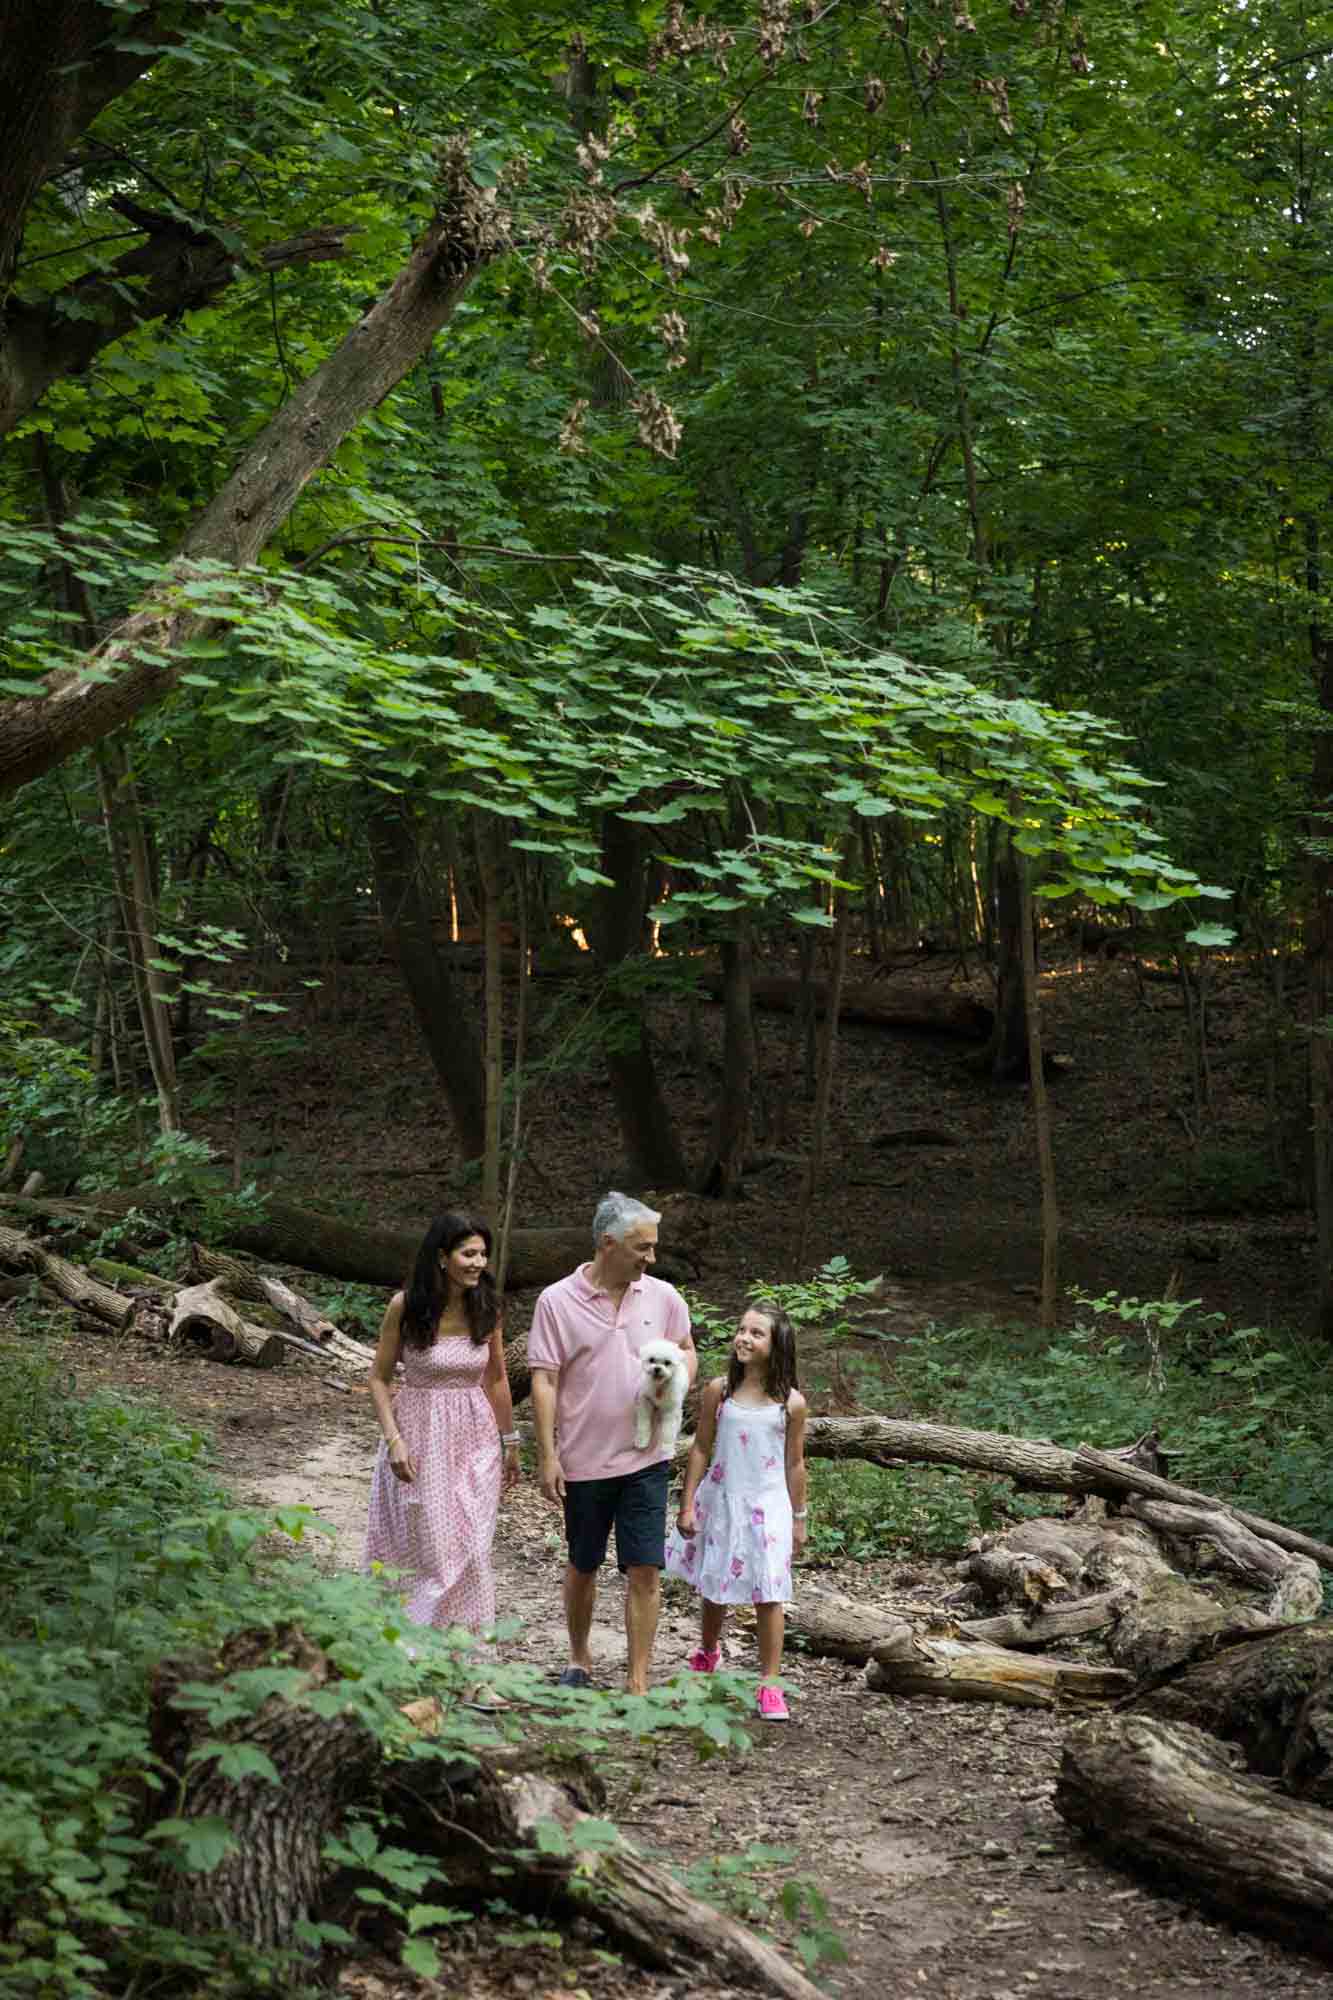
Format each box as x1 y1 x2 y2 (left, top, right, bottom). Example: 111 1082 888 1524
865 1630 1131 1706
149 1638 821 1996
0 1221 134 1327
0 1188 701 1292
0 158 505 797
588 814 691 1189
700 918 755 1198
1057 1714 1333 1955
989 834 1029 1080
698 973 993 1041
1131 1619 1333 1804
151 1630 380 1948
366 803 487 1159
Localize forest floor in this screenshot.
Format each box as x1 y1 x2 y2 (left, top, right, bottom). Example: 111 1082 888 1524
37 938 1333 1997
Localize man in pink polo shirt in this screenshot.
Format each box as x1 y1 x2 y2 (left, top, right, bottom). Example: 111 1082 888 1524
529 1190 696 1694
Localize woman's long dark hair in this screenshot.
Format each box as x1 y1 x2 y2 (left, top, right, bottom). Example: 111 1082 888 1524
723 1299 799 1409
401 1211 498 1348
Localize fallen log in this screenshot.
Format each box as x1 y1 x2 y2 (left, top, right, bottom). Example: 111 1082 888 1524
865 1628 1131 1707
698 972 993 1042
787 1580 1127 1661
0 1222 134 1329
185 1243 370 1371
390 1742 823 1998
151 1630 821 1996
1131 1619 1333 1802
1072 1443 1333 1576
3 1188 700 1290
959 1591 1127 1649
1056 1713 1333 1953
168 1280 284 1368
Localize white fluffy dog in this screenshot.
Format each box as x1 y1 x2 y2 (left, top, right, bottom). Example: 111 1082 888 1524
634 1339 689 1459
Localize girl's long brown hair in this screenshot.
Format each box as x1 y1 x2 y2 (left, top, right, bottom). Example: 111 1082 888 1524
723 1298 799 1409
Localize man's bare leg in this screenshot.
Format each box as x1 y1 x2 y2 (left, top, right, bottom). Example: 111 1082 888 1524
564 1565 597 1672
624 1565 661 1694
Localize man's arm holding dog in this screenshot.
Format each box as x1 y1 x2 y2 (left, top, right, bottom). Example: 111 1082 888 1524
669 1287 698 1387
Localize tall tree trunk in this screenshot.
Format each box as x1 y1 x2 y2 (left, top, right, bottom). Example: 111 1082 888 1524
95 742 179 1132
700 916 755 1198
1017 823 1059 1323
990 831 1029 1082
588 815 691 1190
495 857 530 1301
366 804 487 1162
1310 627 1333 1338
796 850 854 1266
478 819 505 1222
0 162 504 798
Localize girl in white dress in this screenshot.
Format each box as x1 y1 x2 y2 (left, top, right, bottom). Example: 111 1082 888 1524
665 1301 807 1719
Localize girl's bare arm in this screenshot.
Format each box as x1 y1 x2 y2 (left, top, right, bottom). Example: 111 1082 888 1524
785 1392 808 1550
677 1378 724 1530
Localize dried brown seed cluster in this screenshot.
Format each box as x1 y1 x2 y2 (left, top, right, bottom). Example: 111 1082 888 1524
632 390 684 459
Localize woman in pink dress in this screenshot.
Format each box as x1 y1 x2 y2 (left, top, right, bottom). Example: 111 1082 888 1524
364 1212 519 1633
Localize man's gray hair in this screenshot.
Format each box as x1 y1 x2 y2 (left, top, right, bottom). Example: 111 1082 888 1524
593 1190 661 1246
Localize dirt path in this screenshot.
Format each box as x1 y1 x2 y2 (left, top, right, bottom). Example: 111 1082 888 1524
224 1372 1333 2000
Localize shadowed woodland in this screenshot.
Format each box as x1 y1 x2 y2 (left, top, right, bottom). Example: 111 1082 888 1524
5 3 1333 1997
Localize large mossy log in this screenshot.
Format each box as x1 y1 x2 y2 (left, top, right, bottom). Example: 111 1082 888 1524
1056 1713 1333 1954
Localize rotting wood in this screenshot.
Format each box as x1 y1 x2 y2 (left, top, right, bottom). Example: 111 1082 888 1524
150 1634 822 1997
1057 1713 1333 1952
185 1242 370 1371
865 1628 1132 1707
960 1591 1127 1649
1072 1443 1333 1575
397 1748 826 1998
0 1222 134 1329
167 1279 284 1368
1130 1618 1333 1800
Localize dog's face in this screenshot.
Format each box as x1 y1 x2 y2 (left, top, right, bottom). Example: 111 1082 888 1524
638 1339 684 1388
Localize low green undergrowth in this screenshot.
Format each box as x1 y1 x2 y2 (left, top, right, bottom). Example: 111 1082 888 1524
0 1334 759 2000
803 1292 1333 1571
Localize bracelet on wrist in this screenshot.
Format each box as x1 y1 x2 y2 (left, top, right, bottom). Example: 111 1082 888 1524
792 1508 808 1519
500 1432 518 1447
386 1433 404 1451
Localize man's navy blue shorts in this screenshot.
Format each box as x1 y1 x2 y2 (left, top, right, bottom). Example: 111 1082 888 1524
563 1460 670 1574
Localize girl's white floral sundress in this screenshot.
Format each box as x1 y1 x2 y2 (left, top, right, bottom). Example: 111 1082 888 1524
666 1395 793 1604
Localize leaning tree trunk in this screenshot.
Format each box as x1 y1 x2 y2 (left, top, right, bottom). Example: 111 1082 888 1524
367 801 487 1160
0 149 505 798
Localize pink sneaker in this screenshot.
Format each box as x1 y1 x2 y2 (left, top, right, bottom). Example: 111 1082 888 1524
687 1647 721 1674
756 1686 790 1721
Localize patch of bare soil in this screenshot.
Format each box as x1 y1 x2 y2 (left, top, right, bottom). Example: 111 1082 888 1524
47 1326 1333 2000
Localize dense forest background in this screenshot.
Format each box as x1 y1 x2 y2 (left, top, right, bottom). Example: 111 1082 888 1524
3 0 1333 1324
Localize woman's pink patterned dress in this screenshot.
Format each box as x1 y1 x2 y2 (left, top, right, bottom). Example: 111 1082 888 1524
363 1330 500 1633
